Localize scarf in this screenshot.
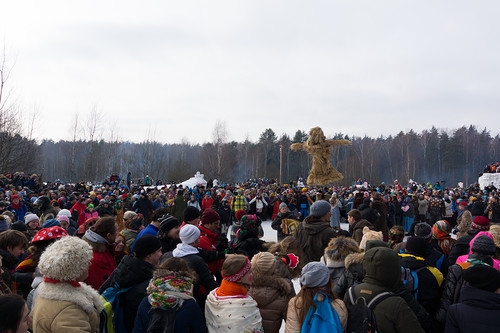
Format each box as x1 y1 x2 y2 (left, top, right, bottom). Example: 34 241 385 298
216 279 248 297
172 242 199 258
147 273 194 310
44 277 81 287
84 229 108 244
432 221 455 255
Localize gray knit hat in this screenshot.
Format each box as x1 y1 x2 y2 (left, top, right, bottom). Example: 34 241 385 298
414 223 432 239
300 262 330 288
471 235 496 255
310 200 331 217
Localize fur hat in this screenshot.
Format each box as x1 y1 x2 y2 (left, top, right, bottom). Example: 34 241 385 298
134 235 161 258
183 206 200 222
472 216 490 231
359 226 383 250
324 236 360 261
405 236 428 257
38 236 92 281
471 235 496 255
488 224 500 249
251 252 276 276
24 213 39 225
201 208 220 225
300 262 330 288
310 200 331 217
179 224 200 244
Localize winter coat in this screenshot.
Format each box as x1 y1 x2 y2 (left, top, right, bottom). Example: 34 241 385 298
98 255 155 333
133 297 207 333
294 215 338 265
31 281 102 333
83 239 116 291
333 252 364 299
399 253 444 317
344 247 425 333
271 211 300 242
444 285 500 333
349 219 374 245
372 199 388 239
249 273 294 333
285 294 347 333
447 229 480 266
198 224 224 275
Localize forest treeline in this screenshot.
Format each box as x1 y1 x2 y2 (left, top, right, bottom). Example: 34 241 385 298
0 125 498 187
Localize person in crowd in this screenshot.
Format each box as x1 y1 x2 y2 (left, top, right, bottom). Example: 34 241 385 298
69 196 89 227
133 191 154 223
428 191 445 225
131 208 168 252
205 254 263 333
168 224 218 310
198 208 225 283
201 191 213 212
431 220 456 256
285 261 348 333
96 199 114 217
484 195 500 223
181 206 201 228
230 189 248 216
402 196 416 234
295 200 338 265
231 214 266 260
132 257 207 333
31 236 102 333
23 213 40 241
444 264 500 332
249 251 295 333
121 212 144 249
265 235 304 279
186 193 201 211
343 246 425 333
229 209 246 245
388 225 405 251
171 190 187 222
6 194 29 223
0 293 32 333
82 216 118 290
347 208 373 245
329 194 342 229
271 202 300 242
157 214 181 253
0 230 28 292
448 215 489 266
416 193 429 223
56 208 78 236
455 200 472 238
13 226 68 298
99 234 162 333
371 193 389 241
470 196 487 220
435 235 497 327
84 203 98 221
320 236 361 285
399 236 444 317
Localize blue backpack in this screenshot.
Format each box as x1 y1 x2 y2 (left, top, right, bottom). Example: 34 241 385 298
100 282 132 333
301 291 343 333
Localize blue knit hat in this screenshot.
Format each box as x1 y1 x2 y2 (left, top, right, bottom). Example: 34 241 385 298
310 200 331 217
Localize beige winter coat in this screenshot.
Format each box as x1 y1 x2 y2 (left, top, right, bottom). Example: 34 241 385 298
31 282 102 333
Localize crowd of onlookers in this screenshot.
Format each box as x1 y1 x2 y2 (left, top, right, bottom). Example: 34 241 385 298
0 172 500 332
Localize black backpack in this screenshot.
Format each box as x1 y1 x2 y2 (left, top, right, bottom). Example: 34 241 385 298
346 287 393 333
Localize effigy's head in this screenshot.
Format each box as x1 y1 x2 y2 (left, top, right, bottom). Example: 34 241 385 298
308 127 326 145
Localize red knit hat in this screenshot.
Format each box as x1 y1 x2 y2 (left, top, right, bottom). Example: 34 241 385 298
235 209 246 222
201 208 220 225
472 216 490 230
459 201 468 207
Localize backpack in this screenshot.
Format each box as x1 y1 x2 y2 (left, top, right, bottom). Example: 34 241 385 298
301 291 343 333
400 266 427 300
346 287 393 333
100 282 132 333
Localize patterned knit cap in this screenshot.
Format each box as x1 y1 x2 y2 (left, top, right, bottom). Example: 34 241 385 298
147 272 194 309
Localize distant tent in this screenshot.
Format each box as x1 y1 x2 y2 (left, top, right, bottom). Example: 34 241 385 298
178 171 207 189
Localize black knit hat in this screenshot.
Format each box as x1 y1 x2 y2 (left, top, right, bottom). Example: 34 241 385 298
462 264 500 292
158 214 180 234
134 235 161 258
183 206 200 222
414 223 432 239
471 235 496 255
405 236 428 257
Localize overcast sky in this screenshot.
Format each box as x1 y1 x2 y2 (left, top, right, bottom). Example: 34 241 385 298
2 1 499 144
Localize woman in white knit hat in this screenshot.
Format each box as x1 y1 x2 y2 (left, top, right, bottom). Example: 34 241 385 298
31 236 102 333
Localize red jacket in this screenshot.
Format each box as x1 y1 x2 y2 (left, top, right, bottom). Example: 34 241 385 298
71 202 88 226
198 224 224 274
84 244 116 290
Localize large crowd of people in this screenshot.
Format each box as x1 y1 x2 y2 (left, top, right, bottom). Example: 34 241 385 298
0 172 500 332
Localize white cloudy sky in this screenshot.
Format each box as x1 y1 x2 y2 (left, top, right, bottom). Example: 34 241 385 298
2 1 499 144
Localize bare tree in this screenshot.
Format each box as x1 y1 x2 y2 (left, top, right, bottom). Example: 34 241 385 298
211 120 228 181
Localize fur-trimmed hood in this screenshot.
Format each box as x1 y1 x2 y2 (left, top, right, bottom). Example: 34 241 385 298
344 252 364 271
36 281 103 314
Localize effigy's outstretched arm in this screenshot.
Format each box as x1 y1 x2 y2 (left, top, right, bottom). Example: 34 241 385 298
290 142 305 151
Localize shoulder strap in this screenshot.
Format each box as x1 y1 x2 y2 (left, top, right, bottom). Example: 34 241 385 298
367 291 393 310
347 286 357 305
